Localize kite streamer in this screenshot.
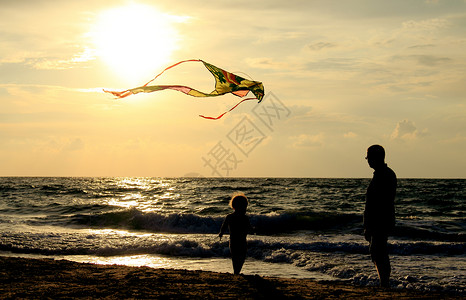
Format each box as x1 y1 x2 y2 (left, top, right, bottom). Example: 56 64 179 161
104 59 264 120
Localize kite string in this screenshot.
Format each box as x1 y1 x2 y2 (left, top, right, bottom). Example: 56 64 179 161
144 59 201 87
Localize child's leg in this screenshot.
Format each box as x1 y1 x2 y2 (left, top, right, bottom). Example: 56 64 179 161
232 253 246 275
230 241 247 275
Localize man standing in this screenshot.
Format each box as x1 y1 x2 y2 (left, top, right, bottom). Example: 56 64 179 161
364 145 397 288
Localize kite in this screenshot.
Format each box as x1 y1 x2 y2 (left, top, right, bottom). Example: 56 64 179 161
104 59 264 120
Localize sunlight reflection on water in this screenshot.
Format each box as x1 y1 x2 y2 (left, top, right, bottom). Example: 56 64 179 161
64 254 335 281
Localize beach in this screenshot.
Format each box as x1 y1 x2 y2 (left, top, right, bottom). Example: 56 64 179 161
0 256 461 299
1 177 464 295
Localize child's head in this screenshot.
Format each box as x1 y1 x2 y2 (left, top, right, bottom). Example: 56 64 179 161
229 193 248 212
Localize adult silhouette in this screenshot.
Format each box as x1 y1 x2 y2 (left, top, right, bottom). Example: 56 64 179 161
364 145 397 288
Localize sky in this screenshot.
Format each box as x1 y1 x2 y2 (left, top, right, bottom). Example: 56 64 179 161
1 0 465 178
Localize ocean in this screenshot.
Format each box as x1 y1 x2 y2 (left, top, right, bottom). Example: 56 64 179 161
0 177 464 294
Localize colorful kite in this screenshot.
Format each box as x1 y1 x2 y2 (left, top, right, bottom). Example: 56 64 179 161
104 59 264 120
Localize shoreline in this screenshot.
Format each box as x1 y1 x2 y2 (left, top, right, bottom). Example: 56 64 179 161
0 256 461 299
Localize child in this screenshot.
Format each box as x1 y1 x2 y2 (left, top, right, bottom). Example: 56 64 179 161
219 193 254 275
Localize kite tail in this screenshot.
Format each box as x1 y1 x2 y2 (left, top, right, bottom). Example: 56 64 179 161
103 89 132 98
144 59 201 87
199 97 258 120
103 59 201 98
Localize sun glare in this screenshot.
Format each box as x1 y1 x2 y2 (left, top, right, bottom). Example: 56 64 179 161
92 4 183 84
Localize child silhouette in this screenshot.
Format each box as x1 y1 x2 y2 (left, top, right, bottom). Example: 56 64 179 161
219 193 254 275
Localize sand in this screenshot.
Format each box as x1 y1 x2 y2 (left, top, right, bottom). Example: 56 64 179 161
0 256 460 299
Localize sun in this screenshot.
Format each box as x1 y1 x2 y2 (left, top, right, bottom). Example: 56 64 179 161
92 4 182 84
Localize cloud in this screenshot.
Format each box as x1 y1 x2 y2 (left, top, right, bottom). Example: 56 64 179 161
245 57 291 70
286 105 312 119
414 55 452 67
392 54 452 67
306 42 337 51
402 18 449 31
408 44 436 49
304 57 361 71
63 138 85 152
30 48 96 70
0 83 89 99
344 132 358 139
256 31 307 44
0 1 99 69
291 133 324 148
442 134 466 145
390 120 428 141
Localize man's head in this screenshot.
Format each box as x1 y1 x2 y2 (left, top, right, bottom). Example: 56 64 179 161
366 144 385 169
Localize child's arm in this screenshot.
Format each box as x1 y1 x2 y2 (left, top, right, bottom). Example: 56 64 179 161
218 215 229 239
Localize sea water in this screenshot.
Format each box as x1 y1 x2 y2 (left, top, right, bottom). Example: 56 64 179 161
0 177 464 294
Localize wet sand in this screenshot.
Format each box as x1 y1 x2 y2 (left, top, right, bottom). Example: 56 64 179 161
0 256 460 299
